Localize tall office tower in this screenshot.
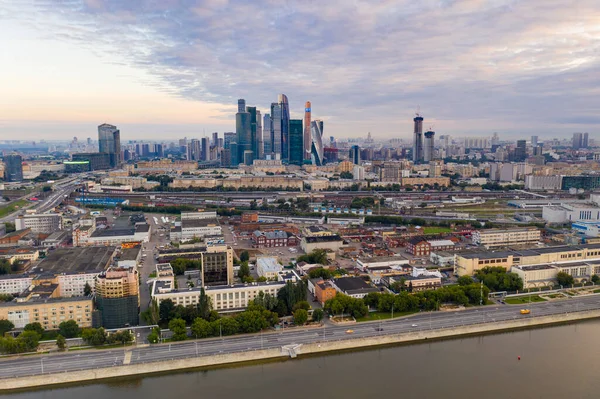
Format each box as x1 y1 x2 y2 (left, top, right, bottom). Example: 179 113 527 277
201 137 210 161
223 132 236 150
98 123 121 168
178 138 187 147
141 143 150 157
236 101 252 163
256 110 263 159
350 145 361 165
87 137 92 145
511 139 527 162
218 138 224 148
189 139 201 161
533 143 544 156
3 154 23 182
531 136 538 147
270 94 290 161
412 114 424 163
311 120 324 166
230 142 239 166
246 106 259 163
212 132 219 147
263 114 271 156
572 132 583 150
304 101 312 161
583 132 589 148
237 99 246 113
423 130 435 162
289 119 304 165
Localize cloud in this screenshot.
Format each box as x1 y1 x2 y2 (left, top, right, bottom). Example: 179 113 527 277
2 0 600 139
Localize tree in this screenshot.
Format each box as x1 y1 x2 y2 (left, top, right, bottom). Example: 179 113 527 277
24 322 44 336
81 328 107 346
292 301 311 312
0 320 14 335
169 318 187 341
18 331 40 352
159 299 175 322
58 320 79 338
592 275 600 284
191 317 213 338
293 309 308 325
340 171 353 179
240 251 250 262
197 288 212 320
84 282 92 296
238 262 251 280
312 308 324 322
236 310 269 333
556 272 575 287
457 276 474 286
147 327 160 344
56 334 66 351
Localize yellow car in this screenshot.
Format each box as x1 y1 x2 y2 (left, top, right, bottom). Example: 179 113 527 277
520 309 530 315
346 329 354 334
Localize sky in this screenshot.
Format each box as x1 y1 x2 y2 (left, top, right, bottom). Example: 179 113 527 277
0 0 599 142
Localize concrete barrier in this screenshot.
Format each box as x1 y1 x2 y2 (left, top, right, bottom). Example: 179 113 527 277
2 309 600 391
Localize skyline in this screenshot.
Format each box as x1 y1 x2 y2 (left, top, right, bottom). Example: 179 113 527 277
1 1 599 140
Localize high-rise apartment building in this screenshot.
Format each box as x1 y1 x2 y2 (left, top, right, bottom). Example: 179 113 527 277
350 145 361 165
98 123 121 168
424 130 435 162
94 266 140 329
304 102 312 161
3 154 23 182
573 133 583 150
412 114 424 163
289 119 304 165
583 132 589 149
189 139 201 161
311 120 324 166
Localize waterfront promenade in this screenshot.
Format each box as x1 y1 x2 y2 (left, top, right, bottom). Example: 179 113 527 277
1 295 600 390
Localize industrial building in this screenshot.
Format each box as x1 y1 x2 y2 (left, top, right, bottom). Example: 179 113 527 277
15 213 63 234
472 227 541 248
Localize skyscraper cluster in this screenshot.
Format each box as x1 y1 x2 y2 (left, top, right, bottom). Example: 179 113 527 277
572 132 589 150
230 95 324 166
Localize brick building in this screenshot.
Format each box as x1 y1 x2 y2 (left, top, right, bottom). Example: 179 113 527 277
252 230 298 248
406 237 432 256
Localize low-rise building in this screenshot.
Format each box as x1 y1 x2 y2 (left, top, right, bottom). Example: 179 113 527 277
356 255 411 271
543 203 600 224
15 213 63 234
0 275 34 295
252 230 298 248
472 227 541 248
256 257 283 279
152 280 286 312
314 279 337 305
512 260 600 289
331 277 379 299
172 212 221 241
406 237 431 256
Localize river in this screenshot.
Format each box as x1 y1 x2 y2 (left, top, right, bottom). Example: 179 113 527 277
6 320 600 399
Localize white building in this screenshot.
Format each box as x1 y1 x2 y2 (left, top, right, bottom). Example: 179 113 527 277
172 212 222 241
472 227 541 248
256 257 283 279
525 175 563 191
0 275 33 295
543 203 600 224
15 213 62 234
353 165 365 180
356 256 410 271
151 280 286 312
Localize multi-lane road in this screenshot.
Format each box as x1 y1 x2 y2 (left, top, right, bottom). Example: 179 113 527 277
1 295 600 379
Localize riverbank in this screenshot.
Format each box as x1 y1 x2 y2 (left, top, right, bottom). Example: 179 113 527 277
2 309 600 391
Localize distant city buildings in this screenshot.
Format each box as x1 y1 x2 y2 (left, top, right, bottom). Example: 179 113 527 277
98 123 121 168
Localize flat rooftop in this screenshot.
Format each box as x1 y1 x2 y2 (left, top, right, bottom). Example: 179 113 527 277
304 235 343 243
121 247 141 261
182 218 220 228
37 247 115 274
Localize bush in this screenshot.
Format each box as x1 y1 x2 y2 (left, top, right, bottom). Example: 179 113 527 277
58 320 80 338
293 309 308 325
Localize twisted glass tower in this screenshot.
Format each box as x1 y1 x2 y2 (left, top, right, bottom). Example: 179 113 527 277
310 119 324 166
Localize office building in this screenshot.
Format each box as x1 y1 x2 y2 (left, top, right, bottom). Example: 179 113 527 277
236 100 252 163
223 132 236 150
201 137 210 161
412 114 424 163
212 132 219 147
350 145 361 165
289 119 304 165
311 120 324 166
573 133 583 150
423 130 435 162
304 102 312 161
98 123 121 168
94 266 140 328
263 114 271 155
531 136 538 147
201 245 234 286
472 227 541 249
15 213 62 234
270 94 290 160
3 154 23 182
583 132 589 148
562 176 600 191
238 99 246 113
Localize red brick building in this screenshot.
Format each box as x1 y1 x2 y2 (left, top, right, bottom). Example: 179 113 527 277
406 237 431 256
252 230 298 248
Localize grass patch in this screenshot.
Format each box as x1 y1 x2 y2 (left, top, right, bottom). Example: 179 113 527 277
504 295 546 305
593 289 600 294
0 200 29 218
422 226 452 234
356 311 418 322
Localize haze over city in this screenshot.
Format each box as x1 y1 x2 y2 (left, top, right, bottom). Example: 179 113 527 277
1 0 599 140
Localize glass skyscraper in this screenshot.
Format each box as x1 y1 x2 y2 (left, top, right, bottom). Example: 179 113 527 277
3 154 23 182
270 94 290 161
236 101 252 164
311 120 324 166
263 114 271 156
98 123 121 168
289 119 304 165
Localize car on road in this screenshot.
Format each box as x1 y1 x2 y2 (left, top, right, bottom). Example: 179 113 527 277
520 309 530 315
411 324 418 327
375 327 384 331
345 329 354 334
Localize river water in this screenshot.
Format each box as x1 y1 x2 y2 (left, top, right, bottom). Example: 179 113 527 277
6 320 600 399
